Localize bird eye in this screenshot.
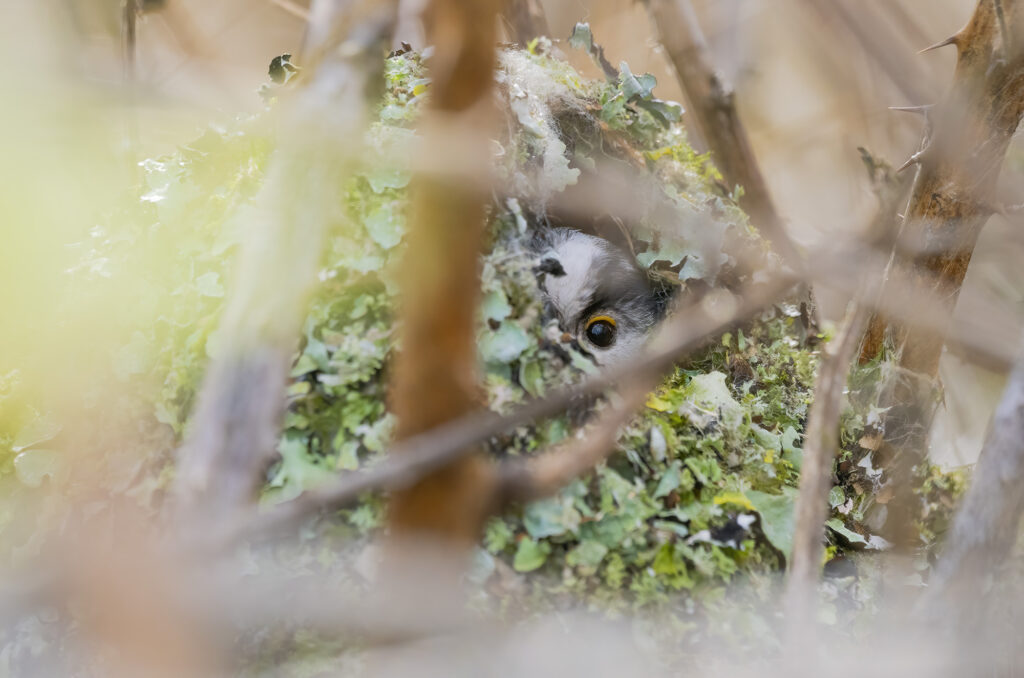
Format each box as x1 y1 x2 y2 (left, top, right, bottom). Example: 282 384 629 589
585 315 616 348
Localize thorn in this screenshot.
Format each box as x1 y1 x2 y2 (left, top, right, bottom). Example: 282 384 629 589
896 151 923 173
919 34 959 53
889 105 933 118
990 202 1024 218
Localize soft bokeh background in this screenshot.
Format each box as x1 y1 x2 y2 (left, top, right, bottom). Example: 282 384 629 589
9 0 1023 465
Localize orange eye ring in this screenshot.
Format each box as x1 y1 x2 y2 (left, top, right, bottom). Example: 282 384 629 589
586 315 616 329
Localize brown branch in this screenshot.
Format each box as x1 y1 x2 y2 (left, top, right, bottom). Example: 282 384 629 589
643 0 803 270
782 149 910 642
385 0 504 549
825 246 1017 374
497 382 649 505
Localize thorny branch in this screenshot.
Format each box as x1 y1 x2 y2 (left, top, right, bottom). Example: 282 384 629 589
863 0 1024 549
863 0 1024 371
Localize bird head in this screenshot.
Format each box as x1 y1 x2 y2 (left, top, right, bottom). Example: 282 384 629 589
534 228 666 369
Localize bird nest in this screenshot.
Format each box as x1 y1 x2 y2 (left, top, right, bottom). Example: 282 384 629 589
3 40 964 639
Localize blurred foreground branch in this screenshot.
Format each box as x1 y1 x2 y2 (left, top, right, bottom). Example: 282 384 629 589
784 298 872 641
923 332 1024 623
386 0 503 552
807 0 940 105
784 152 912 643
269 0 309 21
173 1 398 520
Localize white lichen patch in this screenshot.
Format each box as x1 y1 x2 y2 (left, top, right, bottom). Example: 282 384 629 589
496 51 584 206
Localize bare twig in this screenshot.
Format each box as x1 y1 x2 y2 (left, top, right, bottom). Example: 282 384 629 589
496 381 649 504
922 331 1024 622
783 297 873 642
643 0 803 270
782 150 911 644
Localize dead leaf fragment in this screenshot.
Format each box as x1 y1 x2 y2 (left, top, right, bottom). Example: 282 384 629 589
859 433 882 451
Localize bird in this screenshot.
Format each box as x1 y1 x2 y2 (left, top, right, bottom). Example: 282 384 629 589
534 228 668 369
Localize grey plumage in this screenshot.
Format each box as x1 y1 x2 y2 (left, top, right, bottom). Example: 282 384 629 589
533 228 666 368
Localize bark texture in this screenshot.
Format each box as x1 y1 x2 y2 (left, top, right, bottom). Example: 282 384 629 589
862 0 1024 548
861 0 1024 367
